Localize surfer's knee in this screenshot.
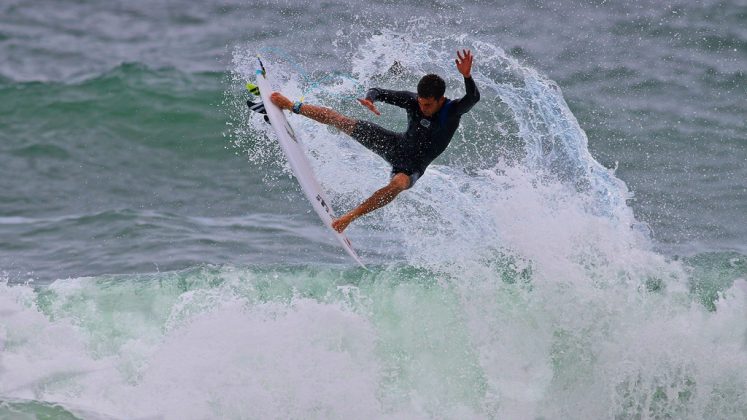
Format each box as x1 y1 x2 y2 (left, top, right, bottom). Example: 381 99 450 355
389 173 411 192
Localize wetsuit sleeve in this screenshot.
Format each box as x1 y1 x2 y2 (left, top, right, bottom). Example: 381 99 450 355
364 88 415 109
452 76 480 115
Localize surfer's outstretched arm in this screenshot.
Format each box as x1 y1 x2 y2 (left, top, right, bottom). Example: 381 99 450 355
270 92 357 135
363 88 416 109
452 49 480 115
331 173 410 233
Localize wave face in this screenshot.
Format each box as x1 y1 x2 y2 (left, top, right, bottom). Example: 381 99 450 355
1 1 746 418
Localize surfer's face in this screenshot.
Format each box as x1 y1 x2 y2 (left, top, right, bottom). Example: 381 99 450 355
417 96 446 117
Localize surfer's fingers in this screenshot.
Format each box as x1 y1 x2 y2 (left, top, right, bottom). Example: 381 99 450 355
357 98 380 115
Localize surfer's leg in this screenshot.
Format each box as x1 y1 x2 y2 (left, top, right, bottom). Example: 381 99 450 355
331 173 411 233
302 105 357 134
270 92 399 160
270 93 357 134
349 120 402 162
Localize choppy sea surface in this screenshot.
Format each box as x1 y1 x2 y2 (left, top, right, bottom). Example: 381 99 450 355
1 0 746 418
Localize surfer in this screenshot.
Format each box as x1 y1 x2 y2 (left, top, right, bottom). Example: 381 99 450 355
269 49 479 232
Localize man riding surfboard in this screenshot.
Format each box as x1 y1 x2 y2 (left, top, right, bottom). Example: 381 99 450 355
269 49 479 232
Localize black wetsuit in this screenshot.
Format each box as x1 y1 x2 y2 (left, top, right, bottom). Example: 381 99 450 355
350 76 480 187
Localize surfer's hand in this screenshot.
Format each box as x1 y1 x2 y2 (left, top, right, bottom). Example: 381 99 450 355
270 92 293 110
357 98 381 116
456 49 473 78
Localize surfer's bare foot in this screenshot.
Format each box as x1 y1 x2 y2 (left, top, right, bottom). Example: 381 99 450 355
332 214 354 233
270 92 293 110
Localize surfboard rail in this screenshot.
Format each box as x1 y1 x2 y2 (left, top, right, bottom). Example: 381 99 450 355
253 58 366 268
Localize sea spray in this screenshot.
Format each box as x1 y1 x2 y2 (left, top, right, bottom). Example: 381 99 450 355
1 26 745 419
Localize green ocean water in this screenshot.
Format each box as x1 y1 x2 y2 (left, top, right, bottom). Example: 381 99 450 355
1 0 746 418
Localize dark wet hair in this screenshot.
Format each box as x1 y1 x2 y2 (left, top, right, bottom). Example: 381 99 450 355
417 74 445 99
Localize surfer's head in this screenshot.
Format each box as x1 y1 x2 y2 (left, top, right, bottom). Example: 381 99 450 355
417 74 446 117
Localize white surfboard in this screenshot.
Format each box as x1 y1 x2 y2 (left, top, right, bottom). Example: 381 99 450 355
253 58 366 268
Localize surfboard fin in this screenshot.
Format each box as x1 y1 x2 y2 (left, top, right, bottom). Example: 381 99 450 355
245 82 261 96
247 100 270 123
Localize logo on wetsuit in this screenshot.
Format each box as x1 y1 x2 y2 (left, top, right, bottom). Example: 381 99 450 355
419 118 431 128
